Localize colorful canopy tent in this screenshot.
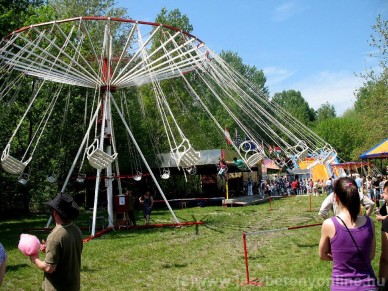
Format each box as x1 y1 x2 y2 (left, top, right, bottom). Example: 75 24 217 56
359 138 388 159
330 161 370 169
330 161 370 176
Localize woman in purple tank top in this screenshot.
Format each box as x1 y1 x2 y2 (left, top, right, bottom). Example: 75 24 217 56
319 177 378 290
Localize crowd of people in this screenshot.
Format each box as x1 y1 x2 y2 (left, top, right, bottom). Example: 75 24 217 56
243 173 388 201
250 176 336 197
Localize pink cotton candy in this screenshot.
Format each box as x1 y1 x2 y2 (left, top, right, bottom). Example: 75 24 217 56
18 234 40 256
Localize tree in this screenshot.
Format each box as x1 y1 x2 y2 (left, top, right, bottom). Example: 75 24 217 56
272 90 316 124
359 15 388 85
352 15 388 156
48 0 126 19
313 114 364 162
316 102 336 122
155 7 193 33
220 50 269 95
354 79 388 146
0 0 44 37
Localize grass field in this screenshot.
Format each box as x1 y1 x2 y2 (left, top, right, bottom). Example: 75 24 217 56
0 195 382 290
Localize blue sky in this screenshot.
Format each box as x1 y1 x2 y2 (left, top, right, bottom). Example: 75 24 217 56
117 0 387 116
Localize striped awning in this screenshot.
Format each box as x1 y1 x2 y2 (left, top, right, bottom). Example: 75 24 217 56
359 138 388 159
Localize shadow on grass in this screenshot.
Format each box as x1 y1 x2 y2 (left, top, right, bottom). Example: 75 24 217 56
161 262 188 269
6 263 29 272
294 241 319 248
81 265 100 272
189 214 225 234
241 253 266 260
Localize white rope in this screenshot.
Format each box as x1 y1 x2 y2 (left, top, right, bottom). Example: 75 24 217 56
24 83 64 161
4 31 99 87
78 87 99 172
60 99 102 192
111 95 179 223
121 92 143 174
208 53 299 148
113 25 162 85
160 34 250 166
111 23 137 78
0 72 26 102
136 26 186 156
182 47 285 151
114 31 200 88
212 52 329 152
4 80 45 161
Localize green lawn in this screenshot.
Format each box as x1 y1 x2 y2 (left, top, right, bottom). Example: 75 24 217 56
0 195 382 290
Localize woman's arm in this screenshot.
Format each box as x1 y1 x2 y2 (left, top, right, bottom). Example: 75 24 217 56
379 231 388 283
0 259 5 286
370 221 376 260
150 196 154 208
319 219 333 261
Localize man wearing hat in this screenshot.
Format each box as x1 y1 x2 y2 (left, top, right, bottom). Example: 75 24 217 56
29 193 83 291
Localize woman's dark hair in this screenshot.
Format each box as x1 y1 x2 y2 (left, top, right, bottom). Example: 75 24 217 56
334 177 360 223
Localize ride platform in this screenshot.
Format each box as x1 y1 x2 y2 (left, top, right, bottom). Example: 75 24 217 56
222 194 283 207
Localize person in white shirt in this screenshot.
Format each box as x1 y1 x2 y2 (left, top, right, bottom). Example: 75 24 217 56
325 177 333 195
318 191 375 219
355 174 364 194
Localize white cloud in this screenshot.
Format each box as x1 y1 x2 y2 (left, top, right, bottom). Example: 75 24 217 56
272 1 305 22
289 71 363 116
264 66 296 88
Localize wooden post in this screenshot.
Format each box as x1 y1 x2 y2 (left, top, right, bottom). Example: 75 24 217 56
226 174 229 200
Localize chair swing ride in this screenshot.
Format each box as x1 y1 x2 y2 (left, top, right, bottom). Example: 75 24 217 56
0 16 337 235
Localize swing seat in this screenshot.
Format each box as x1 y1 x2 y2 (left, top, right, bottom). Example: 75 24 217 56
239 140 266 168
76 173 86 183
161 168 170 179
186 166 197 175
286 141 309 163
133 171 142 181
246 153 265 167
47 174 57 183
1 144 32 175
18 173 29 185
294 147 309 162
171 139 200 168
274 159 286 168
321 150 337 164
87 139 118 170
325 154 337 165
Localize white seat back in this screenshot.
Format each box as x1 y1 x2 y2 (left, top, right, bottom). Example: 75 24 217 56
1 144 31 175
87 139 118 170
239 140 265 167
171 139 200 168
161 168 170 179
